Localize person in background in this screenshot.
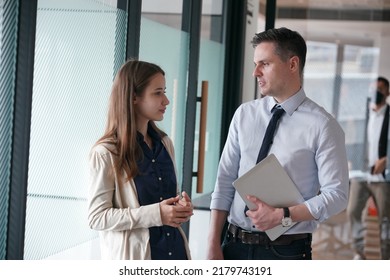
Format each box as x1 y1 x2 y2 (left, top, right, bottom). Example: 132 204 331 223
207 27 349 260
347 76 390 260
88 59 193 260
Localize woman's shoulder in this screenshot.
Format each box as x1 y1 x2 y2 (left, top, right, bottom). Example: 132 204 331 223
90 140 117 157
161 135 173 144
161 135 175 154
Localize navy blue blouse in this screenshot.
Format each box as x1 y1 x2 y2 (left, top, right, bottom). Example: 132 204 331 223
134 124 187 260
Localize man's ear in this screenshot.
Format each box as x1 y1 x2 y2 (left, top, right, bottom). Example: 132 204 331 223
289 56 299 72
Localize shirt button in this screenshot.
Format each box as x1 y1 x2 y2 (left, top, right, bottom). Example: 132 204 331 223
166 233 170 237
160 197 163 201
168 252 172 256
252 225 255 228
152 159 155 163
158 177 162 181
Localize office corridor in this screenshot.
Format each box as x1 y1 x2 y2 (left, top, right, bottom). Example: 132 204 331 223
312 211 354 259
312 208 386 260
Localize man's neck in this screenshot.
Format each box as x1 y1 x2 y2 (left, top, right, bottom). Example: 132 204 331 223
373 102 387 112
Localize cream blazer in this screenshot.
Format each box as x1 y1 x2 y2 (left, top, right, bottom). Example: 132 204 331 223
88 136 191 260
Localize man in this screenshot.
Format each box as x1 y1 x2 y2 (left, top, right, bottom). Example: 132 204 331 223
347 76 390 260
207 27 349 260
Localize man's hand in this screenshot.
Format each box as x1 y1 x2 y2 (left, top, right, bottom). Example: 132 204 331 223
372 157 387 175
245 195 283 231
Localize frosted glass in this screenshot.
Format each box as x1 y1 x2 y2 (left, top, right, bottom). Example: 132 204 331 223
24 2 126 259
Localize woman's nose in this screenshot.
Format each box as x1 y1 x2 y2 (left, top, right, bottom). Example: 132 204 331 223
164 94 170 105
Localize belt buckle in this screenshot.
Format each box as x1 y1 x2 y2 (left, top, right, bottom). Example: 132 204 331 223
228 224 238 239
240 229 255 244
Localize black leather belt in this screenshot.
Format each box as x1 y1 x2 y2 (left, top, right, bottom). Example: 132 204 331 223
227 223 311 246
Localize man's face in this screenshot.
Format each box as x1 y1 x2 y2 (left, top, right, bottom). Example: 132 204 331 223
253 42 297 102
375 80 389 105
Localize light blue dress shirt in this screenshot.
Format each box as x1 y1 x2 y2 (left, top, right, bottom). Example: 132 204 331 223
210 89 350 234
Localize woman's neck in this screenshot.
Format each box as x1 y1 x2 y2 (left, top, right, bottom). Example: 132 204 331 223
136 118 149 137
136 120 153 149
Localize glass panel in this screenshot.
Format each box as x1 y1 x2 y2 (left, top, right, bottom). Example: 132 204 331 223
272 3 389 176
268 0 390 260
192 0 225 200
141 0 183 29
340 45 379 172
24 0 127 259
139 0 188 186
304 41 337 114
0 1 18 260
140 0 226 201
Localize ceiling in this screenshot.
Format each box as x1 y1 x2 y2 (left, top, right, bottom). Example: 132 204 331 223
258 0 390 46
260 0 390 10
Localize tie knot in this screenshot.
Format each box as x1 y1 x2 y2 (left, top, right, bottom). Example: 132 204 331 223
271 105 285 118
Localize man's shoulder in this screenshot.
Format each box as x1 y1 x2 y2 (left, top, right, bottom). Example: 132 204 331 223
300 97 334 121
237 98 266 113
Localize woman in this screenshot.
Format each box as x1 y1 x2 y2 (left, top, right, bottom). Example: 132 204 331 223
88 60 193 260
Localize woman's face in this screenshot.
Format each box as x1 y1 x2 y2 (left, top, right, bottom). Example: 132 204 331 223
134 73 169 123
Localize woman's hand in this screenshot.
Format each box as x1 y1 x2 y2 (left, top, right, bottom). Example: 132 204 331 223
159 192 193 227
178 191 192 208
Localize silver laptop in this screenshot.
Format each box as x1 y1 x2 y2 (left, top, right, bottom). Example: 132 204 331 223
232 154 305 240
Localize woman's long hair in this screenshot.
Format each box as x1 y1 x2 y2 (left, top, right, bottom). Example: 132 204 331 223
96 59 167 182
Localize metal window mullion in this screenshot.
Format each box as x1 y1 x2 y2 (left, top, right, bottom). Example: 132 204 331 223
219 0 246 153
181 0 202 237
125 0 141 59
0 0 19 261
265 0 276 30
7 0 37 260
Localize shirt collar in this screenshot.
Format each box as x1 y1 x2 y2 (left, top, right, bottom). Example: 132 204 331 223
373 104 388 115
267 88 306 116
136 122 162 143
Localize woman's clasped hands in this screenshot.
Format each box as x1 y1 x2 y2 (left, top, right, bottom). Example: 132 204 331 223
159 191 193 228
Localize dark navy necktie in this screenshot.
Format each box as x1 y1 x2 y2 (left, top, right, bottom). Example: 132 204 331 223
244 105 285 214
256 105 285 163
